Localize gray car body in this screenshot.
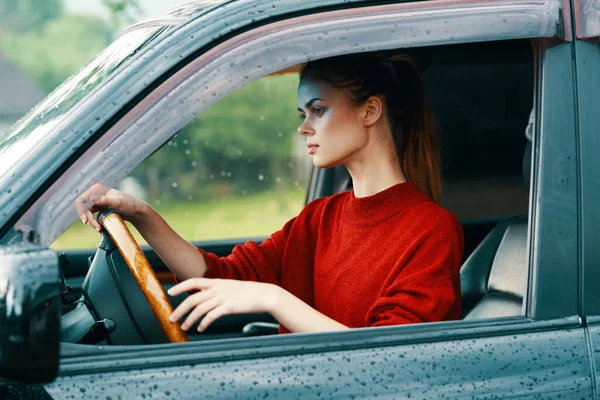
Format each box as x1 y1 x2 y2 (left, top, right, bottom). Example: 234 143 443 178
0 0 598 398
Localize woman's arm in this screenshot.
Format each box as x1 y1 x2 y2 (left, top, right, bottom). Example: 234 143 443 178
269 286 350 333
77 184 209 281
132 204 209 281
168 278 349 333
79 184 296 287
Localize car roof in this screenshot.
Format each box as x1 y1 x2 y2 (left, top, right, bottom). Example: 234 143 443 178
121 0 229 34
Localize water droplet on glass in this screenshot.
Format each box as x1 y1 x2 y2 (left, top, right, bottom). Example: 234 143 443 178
192 161 197 167
172 182 178 188
258 175 264 181
259 116 265 121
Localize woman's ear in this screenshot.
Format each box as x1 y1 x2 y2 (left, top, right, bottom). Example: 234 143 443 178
362 96 384 127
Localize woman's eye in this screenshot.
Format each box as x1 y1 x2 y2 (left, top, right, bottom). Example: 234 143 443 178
313 108 324 116
298 113 306 120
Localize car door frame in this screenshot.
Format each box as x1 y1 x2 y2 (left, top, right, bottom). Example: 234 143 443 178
570 1 600 393
20 0 587 397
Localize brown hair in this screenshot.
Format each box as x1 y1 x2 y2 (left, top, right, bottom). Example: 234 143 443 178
300 52 442 204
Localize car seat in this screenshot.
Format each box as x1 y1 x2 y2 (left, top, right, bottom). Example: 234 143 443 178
460 111 534 319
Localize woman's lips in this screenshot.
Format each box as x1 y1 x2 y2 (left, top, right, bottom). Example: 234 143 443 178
308 144 319 155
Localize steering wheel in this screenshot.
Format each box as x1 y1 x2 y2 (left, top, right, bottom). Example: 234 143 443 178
95 209 188 343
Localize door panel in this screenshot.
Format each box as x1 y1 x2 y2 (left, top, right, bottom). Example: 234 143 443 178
585 321 600 399
45 327 592 399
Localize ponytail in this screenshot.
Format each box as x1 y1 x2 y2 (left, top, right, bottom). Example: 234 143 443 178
301 52 443 205
390 58 442 205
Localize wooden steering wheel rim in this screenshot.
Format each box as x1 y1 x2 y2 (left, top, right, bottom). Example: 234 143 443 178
97 209 188 343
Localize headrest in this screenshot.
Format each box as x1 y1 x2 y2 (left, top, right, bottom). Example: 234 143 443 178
523 109 534 189
487 216 528 299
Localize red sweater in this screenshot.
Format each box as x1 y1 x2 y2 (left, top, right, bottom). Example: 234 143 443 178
195 182 464 333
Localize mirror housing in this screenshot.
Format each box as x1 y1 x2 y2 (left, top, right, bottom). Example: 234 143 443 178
0 244 60 382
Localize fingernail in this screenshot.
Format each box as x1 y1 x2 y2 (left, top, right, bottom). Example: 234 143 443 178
181 324 188 331
168 315 174 322
167 288 173 295
95 227 101 232
197 326 203 332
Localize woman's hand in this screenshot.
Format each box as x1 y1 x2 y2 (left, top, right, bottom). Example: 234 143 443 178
76 183 149 231
167 278 281 332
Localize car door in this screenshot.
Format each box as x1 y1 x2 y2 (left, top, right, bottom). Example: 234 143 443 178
0 0 589 398
572 2 600 397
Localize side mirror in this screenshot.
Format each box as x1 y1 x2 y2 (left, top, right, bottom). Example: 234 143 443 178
0 244 60 383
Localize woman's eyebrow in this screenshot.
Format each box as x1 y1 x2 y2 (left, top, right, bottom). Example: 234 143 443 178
297 98 322 112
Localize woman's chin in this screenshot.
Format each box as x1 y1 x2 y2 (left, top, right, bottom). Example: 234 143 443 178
311 157 339 169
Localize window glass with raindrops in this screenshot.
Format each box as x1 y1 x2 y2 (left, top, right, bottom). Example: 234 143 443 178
52 74 312 249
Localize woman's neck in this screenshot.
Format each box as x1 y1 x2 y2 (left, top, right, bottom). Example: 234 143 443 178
346 147 406 198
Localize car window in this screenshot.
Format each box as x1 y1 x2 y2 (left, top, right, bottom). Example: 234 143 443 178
52 74 312 249
424 43 532 221
0 25 170 180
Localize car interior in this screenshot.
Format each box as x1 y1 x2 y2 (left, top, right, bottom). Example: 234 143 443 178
57 38 534 347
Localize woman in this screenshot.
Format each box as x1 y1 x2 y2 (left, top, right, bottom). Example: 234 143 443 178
77 52 464 334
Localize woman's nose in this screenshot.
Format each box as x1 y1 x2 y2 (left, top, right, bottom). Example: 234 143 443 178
297 120 314 136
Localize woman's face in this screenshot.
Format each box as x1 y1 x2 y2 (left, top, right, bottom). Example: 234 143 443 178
297 77 369 169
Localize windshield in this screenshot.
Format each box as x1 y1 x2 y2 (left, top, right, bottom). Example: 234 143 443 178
0 25 169 179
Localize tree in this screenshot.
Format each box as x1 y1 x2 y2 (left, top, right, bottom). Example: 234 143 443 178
0 0 63 33
0 15 112 93
129 75 303 202
102 0 142 30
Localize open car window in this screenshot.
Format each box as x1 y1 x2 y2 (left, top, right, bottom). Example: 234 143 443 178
53 74 312 249
53 39 535 337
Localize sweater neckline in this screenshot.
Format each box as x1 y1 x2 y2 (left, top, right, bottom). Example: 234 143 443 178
346 181 428 227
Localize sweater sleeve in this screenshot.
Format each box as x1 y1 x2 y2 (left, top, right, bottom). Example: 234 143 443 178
173 197 325 286
185 216 298 286
365 214 464 327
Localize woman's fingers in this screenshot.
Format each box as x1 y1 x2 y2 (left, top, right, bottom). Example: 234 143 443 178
168 287 216 323
80 196 113 231
77 185 113 228
198 305 230 332
168 278 215 296
85 210 102 231
181 297 221 331
76 192 93 221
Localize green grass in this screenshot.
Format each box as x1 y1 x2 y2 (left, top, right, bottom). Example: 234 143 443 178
51 189 306 250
